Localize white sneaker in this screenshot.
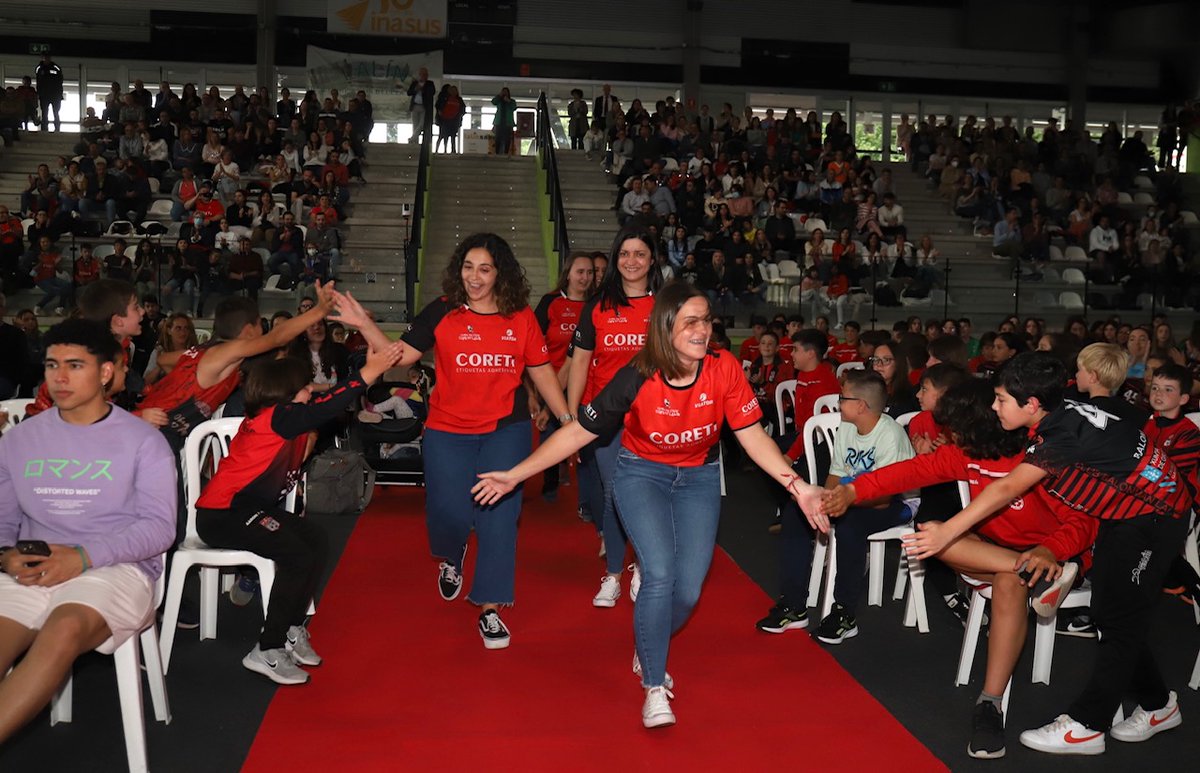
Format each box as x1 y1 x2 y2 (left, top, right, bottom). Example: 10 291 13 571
592 574 621 607
1110 691 1181 742
629 562 642 603
632 651 674 690
242 644 309 685
1019 714 1105 755
642 686 676 729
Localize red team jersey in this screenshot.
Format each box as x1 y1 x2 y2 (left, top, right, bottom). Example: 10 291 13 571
783 363 841 459
579 349 763 467
827 341 860 365
534 291 585 371
573 294 655 404
403 297 549 434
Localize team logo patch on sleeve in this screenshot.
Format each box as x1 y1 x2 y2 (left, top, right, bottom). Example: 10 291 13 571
583 404 598 421
740 397 760 414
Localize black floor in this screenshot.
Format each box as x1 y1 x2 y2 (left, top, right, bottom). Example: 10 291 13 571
3 473 1199 772
717 463 1200 772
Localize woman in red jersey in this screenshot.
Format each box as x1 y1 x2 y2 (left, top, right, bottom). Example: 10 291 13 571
567 226 665 608
395 233 571 650
475 282 823 729
533 252 595 500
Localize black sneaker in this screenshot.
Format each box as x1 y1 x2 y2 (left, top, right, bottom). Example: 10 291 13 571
1057 610 1097 638
813 603 858 644
945 592 989 628
176 597 200 630
478 610 511 649
968 701 1007 759
755 603 809 633
437 561 463 601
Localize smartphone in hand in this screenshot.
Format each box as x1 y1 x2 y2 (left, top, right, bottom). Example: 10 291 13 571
16 540 51 557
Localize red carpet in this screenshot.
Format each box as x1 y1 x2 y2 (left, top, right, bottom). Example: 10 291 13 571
244 486 946 772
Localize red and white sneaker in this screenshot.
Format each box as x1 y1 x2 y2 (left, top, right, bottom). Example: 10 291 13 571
1019 714 1105 755
1029 562 1078 617
1110 691 1182 742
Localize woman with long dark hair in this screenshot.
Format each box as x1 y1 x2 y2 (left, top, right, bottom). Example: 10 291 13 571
567 226 665 607
475 282 821 728
394 233 570 649
532 251 595 500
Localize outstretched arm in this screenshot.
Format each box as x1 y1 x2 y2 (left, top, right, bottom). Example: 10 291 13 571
472 422 597 506
903 462 1046 559
329 290 391 352
196 281 336 388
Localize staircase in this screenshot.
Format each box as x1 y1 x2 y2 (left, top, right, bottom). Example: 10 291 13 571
556 149 619 254
335 143 419 322
418 155 552 310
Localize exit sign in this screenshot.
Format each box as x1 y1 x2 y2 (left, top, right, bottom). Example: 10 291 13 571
29 43 50 54
878 80 897 93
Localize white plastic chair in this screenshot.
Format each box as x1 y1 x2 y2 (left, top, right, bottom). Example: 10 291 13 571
0 398 34 435
1117 191 1134 205
836 361 865 379
774 379 797 437
803 413 841 608
777 259 802 282
813 393 840 416
262 273 291 296
1133 175 1154 190
1064 246 1088 262
1059 292 1084 311
93 243 116 259
804 217 828 234
1133 192 1155 206
1048 245 1064 262
160 417 309 671
1180 210 1199 225
50 559 171 773
1062 267 1086 285
148 199 173 218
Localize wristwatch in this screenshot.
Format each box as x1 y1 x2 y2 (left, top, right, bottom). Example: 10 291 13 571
559 413 575 424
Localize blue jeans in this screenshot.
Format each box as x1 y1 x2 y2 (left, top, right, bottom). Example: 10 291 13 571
422 422 531 605
778 497 909 614
613 449 721 688
584 428 627 574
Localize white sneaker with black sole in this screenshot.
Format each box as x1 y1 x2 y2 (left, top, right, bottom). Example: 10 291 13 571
285 624 322 666
478 610 511 649
592 574 621 607
243 644 309 685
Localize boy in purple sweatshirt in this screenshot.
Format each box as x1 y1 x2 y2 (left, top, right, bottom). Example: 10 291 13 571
0 319 176 743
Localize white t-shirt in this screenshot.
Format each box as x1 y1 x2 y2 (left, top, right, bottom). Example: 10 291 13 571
828 414 914 480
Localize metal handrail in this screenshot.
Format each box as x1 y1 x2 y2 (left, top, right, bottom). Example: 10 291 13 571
535 91 571 266
405 107 434 321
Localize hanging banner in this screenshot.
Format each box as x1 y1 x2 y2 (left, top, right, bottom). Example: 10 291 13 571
327 0 447 38
304 46 444 122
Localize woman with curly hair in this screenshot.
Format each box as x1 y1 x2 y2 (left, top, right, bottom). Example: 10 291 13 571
395 233 571 649
143 312 199 385
568 226 665 608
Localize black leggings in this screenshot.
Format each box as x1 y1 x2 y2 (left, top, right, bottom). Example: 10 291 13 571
196 505 329 650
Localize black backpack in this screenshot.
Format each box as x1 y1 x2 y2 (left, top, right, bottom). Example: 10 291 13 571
304 448 376 515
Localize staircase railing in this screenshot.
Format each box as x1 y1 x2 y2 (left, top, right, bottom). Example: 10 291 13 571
535 91 571 266
405 108 434 320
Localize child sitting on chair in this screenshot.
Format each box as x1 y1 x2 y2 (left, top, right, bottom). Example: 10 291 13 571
357 364 433 424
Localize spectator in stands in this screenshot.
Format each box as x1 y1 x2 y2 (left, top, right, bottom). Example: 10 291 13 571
992 207 1023 272
169 166 201 223
878 193 906 240
645 177 675 218
304 210 342 281
491 88 517 156
211 149 241 203
1088 212 1120 269
700 250 736 323
21 164 58 217
73 244 103 290
619 177 649 225
171 127 201 174
79 158 120 227
268 211 304 284
0 206 24 288
56 160 86 215
34 52 63 132
31 236 71 315
404 67 436 143
227 237 264 301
